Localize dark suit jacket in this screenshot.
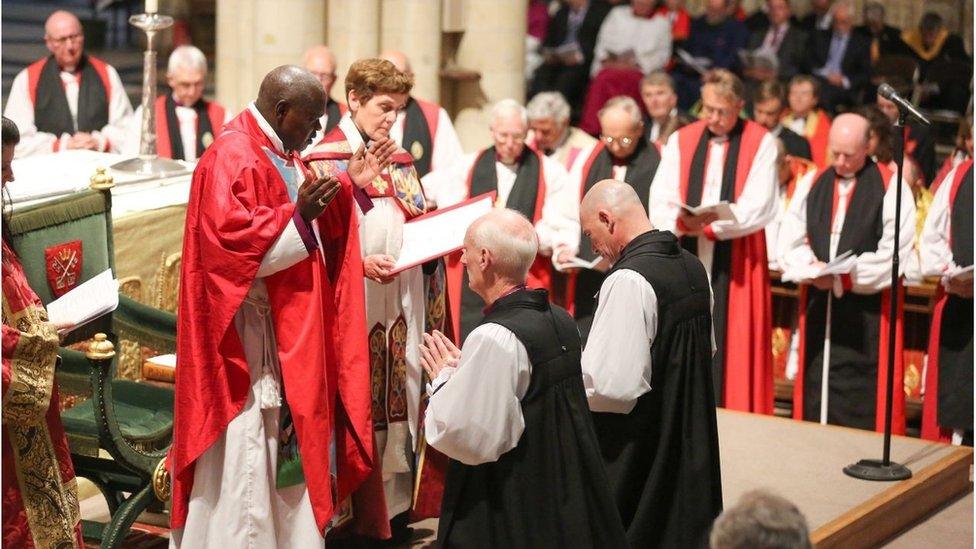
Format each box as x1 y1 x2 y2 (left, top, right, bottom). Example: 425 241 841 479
807 29 872 94
854 24 909 58
746 23 808 81
542 1 611 68
775 126 813 161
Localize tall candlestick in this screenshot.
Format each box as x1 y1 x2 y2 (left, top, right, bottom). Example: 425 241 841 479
145 0 158 14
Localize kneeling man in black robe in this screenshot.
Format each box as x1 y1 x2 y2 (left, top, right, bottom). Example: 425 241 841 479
580 179 723 547
421 208 627 548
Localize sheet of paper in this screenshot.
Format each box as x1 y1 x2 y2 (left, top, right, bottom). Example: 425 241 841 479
559 256 608 271
46 269 119 331
676 201 738 223
146 353 177 368
781 251 856 282
389 192 496 274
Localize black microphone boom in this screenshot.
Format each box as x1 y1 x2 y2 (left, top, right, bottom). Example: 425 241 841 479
878 83 931 126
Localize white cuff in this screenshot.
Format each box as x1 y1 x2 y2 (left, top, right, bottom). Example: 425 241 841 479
426 366 457 396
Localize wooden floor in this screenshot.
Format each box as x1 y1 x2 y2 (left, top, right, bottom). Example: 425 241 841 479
80 410 974 547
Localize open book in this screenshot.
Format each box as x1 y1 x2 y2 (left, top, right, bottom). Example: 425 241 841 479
46 269 119 333
389 192 496 275
675 201 738 223
781 250 857 283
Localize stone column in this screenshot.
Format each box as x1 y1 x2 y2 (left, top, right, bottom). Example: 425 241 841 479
451 0 526 152
380 0 442 103
215 0 326 112
327 0 381 99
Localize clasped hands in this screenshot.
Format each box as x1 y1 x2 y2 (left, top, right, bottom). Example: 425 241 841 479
420 330 462 382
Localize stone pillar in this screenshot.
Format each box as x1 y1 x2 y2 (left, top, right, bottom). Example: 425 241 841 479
327 0 381 100
451 0 526 152
380 0 442 103
215 0 326 112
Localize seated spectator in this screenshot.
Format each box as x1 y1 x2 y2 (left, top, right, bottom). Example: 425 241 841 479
709 490 811 549
672 0 748 110
854 2 909 65
876 87 936 185
525 0 552 83
743 0 806 85
639 70 694 147
903 12 971 113
579 0 671 135
902 12 970 81
532 0 610 122
752 80 812 161
656 0 691 46
781 75 831 168
807 0 872 113
526 91 598 171
795 0 832 33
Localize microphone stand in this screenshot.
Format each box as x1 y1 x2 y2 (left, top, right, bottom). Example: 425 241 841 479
843 111 912 482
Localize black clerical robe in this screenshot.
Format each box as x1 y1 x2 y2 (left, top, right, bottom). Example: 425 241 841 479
437 289 628 548
590 231 722 547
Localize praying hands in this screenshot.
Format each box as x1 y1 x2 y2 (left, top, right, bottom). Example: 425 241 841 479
420 330 462 380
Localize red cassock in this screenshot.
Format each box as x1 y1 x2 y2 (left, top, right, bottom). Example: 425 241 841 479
170 109 377 535
154 94 226 160
676 119 774 414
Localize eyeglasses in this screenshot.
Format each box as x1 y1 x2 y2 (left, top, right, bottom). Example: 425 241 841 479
47 32 83 46
602 135 634 146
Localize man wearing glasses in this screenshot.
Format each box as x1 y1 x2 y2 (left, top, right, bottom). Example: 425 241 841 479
4 10 132 157
422 99 575 343
555 96 661 339
650 68 778 416
300 45 347 155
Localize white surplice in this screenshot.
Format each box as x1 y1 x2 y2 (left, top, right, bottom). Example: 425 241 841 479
123 99 233 161
649 131 779 278
338 115 424 518
421 150 579 256
766 169 817 270
424 323 532 465
919 163 966 279
590 5 672 76
171 104 325 549
4 61 132 157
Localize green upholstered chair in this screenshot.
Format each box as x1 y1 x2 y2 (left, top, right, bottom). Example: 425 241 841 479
8 189 175 548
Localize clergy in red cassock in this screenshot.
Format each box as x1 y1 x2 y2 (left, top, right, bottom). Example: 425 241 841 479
778 113 915 433
2 117 84 548
650 69 777 414
170 66 388 547
782 75 832 169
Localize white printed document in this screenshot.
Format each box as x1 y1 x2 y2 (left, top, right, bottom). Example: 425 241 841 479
389 192 496 274
46 269 119 332
782 250 857 283
675 200 738 223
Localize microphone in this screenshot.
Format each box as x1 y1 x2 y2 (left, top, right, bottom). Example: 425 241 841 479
878 83 931 126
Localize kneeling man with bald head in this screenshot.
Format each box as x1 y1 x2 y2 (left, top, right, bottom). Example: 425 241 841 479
580 180 723 547
421 209 626 548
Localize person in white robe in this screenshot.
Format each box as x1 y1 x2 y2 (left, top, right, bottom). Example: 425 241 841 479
122 45 232 161
4 10 132 157
590 1 672 77
526 91 598 172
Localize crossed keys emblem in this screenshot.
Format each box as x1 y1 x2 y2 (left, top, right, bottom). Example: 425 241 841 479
45 240 83 297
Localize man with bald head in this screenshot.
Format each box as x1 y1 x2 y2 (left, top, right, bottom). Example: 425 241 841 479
4 10 132 156
171 65 389 547
778 113 916 433
379 49 463 178
423 99 575 343
580 179 722 546
421 208 627 547
556 95 661 337
301 45 346 153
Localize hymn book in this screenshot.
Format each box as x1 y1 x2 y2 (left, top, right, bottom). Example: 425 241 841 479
46 269 119 333
949 265 974 283
781 250 857 283
389 192 496 275
675 201 738 223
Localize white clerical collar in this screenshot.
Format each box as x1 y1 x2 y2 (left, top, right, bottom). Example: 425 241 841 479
339 114 368 152
247 102 286 155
